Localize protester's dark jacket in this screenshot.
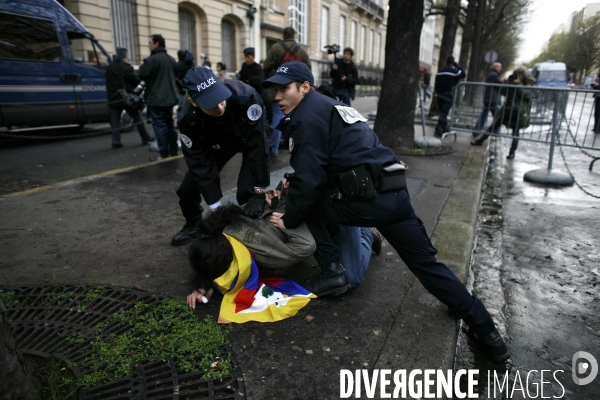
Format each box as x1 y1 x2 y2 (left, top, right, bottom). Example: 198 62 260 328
329 59 358 91
177 80 270 205
434 64 466 95
239 62 263 84
483 69 503 106
496 81 532 129
138 47 178 107
423 71 430 85
278 92 398 229
105 57 140 108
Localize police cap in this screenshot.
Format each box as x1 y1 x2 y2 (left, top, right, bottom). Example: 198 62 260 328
262 61 314 88
184 66 232 110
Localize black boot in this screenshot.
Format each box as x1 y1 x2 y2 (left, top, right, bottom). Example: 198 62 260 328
171 222 197 246
506 150 515 159
305 262 350 297
470 136 487 146
463 325 510 363
370 228 384 255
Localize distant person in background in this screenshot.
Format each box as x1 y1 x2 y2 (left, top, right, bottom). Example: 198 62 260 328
592 74 600 134
139 34 179 159
434 56 465 137
471 66 535 159
330 47 358 106
176 50 195 113
216 62 230 82
105 47 154 149
238 47 263 84
472 62 503 136
422 69 431 101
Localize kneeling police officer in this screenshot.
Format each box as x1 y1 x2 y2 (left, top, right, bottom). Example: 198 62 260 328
171 67 270 246
262 61 509 363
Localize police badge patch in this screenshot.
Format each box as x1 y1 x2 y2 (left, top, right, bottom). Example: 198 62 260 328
247 104 262 121
180 134 192 148
289 137 294 153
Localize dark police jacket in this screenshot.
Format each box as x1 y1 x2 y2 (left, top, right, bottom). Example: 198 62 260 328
278 91 398 229
177 80 270 205
434 64 466 95
105 57 140 108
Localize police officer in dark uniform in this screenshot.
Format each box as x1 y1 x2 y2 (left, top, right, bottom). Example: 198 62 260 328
171 67 270 246
434 56 465 137
262 61 509 363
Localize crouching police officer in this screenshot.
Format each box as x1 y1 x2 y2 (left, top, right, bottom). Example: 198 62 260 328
171 67 270 246
262 61 509 363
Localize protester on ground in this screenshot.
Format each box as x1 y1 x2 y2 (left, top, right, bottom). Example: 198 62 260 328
263 27 310 157
105 47 154 149
472 62 503 136
330 47 358 106
139 34 179 159
261 61 510 363
434 56 465 137
471 66 535 159
238 47 263 84
176 50 195 113
171 67 270 246
186 182 382 309
216 62 230 82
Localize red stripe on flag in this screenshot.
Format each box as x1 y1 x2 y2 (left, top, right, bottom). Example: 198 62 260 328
234 287 256 313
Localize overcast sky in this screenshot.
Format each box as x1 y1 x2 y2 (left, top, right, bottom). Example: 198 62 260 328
517 0 592 62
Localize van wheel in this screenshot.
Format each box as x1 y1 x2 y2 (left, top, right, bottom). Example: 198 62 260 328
120 111 134 133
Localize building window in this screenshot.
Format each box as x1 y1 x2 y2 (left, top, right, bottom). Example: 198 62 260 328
360 25 365 61
110 0 136 63
221 19 236 72
179 7 196 57
339 16 345 50
289 0 307 44
376 32 381 65
350 20 356 50
320 6 329 51
368 29 374 63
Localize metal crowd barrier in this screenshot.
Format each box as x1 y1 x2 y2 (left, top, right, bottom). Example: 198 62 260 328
445 82 600 190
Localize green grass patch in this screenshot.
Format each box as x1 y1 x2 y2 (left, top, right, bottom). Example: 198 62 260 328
0 289 18 307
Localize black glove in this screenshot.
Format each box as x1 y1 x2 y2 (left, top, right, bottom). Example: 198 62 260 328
243 194 266 219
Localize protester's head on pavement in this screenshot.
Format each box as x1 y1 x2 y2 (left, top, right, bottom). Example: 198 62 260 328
243 47 255 65
263 61 314 115
184 66 232 116
492 62 502 74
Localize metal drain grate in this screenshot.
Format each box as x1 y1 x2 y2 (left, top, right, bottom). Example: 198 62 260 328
3 285 244 400
406 177 427 203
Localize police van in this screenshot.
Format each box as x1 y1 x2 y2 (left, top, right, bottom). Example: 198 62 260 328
531 61 568 87
0 0 115 132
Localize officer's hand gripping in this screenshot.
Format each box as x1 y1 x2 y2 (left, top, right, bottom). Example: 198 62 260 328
243 193 266 219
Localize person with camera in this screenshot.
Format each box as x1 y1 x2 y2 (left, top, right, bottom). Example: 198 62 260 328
471 66 535 159
329 47 358 106
261 61 510 362
105 47 154 149
170 66 270 246
434 56 465 137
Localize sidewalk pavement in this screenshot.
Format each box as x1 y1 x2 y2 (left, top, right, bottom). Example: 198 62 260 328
0 102 489 398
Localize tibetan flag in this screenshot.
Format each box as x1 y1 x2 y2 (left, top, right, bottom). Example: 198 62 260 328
213 234 316 323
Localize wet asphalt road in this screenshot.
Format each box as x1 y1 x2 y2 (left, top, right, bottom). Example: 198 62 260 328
455 137 600 399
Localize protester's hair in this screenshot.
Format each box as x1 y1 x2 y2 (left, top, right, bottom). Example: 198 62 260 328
513 66 536 85
283 27 296 39
188 204 244 281
217 62 227 71
343 47 354 57
177 50 186 60
150 34 165 48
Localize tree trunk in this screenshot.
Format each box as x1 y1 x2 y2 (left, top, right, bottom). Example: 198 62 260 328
459 0 478 72
0 302 40 400
374 0 424 151
439 0 462 62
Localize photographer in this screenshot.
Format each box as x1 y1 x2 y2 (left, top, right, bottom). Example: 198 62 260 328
329 47 358 106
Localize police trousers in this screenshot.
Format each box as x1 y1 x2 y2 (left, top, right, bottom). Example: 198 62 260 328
305 189 494 332
176 150 255 226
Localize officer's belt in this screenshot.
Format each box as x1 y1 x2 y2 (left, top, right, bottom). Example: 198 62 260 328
336 163 407 201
